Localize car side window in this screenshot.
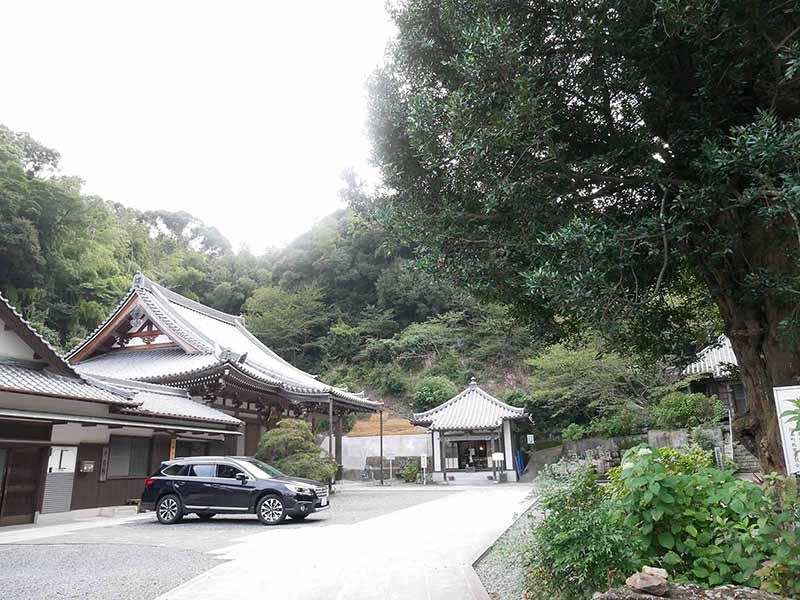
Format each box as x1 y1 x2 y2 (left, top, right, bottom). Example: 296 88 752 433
186 464 215 478
161 464 184 476
217 464 244 479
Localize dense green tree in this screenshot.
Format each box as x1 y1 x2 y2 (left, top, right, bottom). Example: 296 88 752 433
255 419 337 482
521 341 670 435
413 375 457 412
244 285 334 369
365 0 800 471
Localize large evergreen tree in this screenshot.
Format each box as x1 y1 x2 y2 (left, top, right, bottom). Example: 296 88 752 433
366 0 800 471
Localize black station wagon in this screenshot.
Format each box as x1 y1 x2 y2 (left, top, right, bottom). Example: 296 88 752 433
140 456 329 525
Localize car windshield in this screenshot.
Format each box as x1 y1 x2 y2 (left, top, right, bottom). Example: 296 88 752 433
241 458 286 479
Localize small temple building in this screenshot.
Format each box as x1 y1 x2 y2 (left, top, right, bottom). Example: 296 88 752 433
411 378 527 483
68 273 382 460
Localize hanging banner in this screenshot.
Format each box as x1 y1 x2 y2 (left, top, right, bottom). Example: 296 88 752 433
773 386 800 475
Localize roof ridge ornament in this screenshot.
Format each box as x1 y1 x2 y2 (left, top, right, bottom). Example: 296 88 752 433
469 376 478 389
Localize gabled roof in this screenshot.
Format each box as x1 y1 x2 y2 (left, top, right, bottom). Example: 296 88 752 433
69 274 381 411
0 291 73 376
682 336 738 379
0 293 134 406
411 378 526 431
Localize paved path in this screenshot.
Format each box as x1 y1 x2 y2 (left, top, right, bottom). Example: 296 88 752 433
160 484 534 600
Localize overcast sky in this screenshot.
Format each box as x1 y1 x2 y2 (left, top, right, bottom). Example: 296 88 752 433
0 1 394 252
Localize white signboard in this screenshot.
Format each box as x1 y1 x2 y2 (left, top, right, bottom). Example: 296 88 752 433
774 386 800 475
526 434 535 446
420 454 427 469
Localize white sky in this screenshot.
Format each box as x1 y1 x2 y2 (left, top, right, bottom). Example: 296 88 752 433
0 1 394 252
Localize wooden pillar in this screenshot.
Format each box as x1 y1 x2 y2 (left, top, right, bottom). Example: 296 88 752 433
379 410 384 485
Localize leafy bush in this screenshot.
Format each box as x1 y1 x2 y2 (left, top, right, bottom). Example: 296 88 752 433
413 375 458 412
651 392 726 429
618 445 800 591
561 422 588 441
400 461 421 483
589 409 651 438
527 467 642 598
256 419 337 482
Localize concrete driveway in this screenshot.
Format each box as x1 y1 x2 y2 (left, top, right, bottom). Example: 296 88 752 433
0 484 534 600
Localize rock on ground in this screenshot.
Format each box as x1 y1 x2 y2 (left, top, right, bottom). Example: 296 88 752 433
594 584 794 600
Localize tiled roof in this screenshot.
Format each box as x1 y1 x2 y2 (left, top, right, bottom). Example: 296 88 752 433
0 292 74 376
0 361 137 406
90 376 241 426
69 274 382 411
683 336 738 379
411 378 526 431
74 348 221 381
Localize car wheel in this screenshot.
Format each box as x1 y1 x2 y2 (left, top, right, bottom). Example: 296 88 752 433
196 512 215 520
257 495 286 525
156 494 183 525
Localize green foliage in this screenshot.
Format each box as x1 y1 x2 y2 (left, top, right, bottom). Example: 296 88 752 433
614 445 799 591
561 423 587 441
255 419 337 483
652 392 726 430
364 0 800 469
523 342 668 435
527 467 642 598
413 375 457 412
400 461 421 483
244 285 333 370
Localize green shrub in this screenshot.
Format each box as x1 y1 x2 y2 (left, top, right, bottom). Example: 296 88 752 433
413 375 457 412
589 410 651 438
561 422 588 441
400 461 421 483
652 392 726 429
527 467 642 598
256 419 337 482
616 444 766 588
752 474 800 597
607 445 714 498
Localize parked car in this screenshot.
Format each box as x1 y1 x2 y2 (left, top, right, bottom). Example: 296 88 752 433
140 456 329 525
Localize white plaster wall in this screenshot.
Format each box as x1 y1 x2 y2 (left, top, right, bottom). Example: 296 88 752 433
0 317 41 361
51 423 154 445
503 421 514 468
319 434 432 470
0 390 111 418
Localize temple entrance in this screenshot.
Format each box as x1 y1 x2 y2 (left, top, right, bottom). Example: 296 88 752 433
456 440 489 470
0 447 44 526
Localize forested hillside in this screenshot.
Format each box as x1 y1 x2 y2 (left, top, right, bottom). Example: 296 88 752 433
0 124 537 416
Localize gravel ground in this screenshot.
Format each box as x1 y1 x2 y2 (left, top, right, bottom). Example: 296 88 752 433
0 487 457 599
0 543 220 600
475 501 539 600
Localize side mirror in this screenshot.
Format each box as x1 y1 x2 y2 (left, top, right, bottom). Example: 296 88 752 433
236 472 249 483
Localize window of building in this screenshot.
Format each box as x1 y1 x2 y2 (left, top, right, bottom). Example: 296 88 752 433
186 464 215 478
108 437 151 478
217 464 244 479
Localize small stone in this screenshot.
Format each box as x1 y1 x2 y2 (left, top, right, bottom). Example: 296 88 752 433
625 571 670 597
642 566 668 579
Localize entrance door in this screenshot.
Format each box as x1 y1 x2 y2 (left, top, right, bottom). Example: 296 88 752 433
0 447 44 526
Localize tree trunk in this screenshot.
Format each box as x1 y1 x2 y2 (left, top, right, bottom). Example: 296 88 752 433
703 225 800 474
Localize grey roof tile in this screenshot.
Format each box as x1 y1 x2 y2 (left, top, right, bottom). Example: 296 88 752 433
683 336 738 379
411 378 526 431
88 376 242 426
0 362 137 406
71 274 381 411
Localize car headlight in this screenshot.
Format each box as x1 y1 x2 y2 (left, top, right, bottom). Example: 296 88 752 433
285 483 313 495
